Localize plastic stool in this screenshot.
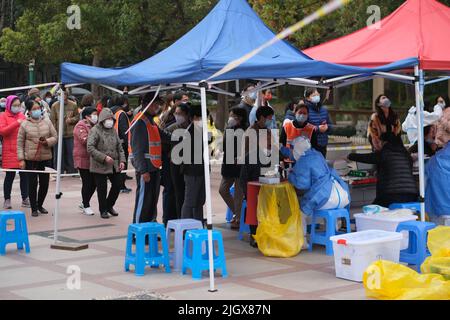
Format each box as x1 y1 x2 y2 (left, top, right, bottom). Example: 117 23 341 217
125 223 171 276
225 185 235 223
309 208 351 256
182 229 227 280
238 200 250 241
396 221 436 270
389 202 421 213
0 211 30 255
166 219 203 272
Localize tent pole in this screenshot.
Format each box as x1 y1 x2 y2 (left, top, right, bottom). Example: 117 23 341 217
414 65 426 222
200 85 216 293
53 86 65 244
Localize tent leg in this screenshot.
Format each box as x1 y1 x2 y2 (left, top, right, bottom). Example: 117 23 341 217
200 86 216 293
51 86 88 251
53 86 65 244
414 66 426 222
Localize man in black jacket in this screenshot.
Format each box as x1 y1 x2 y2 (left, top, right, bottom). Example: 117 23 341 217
348 133 418 207
131 92 166 224
179 104 211 222
219 107 248 229
109 95 132 194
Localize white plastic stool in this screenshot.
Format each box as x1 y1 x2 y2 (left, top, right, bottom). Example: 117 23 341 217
166 219 203 272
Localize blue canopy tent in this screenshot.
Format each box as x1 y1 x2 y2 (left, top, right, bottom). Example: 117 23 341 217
57 0 419 292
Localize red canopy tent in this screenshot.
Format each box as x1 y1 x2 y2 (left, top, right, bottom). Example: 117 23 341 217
304 0 450 70
305 0 450 222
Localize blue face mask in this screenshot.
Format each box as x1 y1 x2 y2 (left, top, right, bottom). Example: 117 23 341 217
296 114 307 124
31 110 42 119
311 95 321 104
265 119 273 129
249 92 257 100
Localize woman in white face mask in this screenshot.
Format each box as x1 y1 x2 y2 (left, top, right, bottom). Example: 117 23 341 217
87 108 126 219
73 107 98 216
17 99 57 217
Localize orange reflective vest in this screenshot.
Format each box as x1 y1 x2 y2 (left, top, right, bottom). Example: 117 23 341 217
130 116 162 169
284 120 315 148
114 109 132 153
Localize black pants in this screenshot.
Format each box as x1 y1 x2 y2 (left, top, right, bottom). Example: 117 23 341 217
162 153 177 225
79 169 96 208
54 138 76 174
170 162 185 219
316 145 327 158
3 171 29 201
26 161 50 212
119 147 129 190
133 171 161 223
93 171 121 214
181 175 206 222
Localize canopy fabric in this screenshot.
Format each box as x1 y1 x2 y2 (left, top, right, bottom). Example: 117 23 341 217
304 0 450 71
61 0 417 86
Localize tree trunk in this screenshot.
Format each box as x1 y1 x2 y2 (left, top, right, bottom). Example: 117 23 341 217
0 0 6 31
215 83 228 131
91 51 101 99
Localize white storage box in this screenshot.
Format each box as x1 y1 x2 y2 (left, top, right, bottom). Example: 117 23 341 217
330 230 403 282
258 176 280 184
354 212 418 250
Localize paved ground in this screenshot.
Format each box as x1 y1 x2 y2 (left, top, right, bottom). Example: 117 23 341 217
0 167 371 300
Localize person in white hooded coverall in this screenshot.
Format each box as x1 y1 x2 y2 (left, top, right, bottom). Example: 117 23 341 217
284 137 351 246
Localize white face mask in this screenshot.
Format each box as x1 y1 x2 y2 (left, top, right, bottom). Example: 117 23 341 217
227 117 238 127
11 106 21 114
45 98 52 104
193 120 203 128
177 115 188 125
103 119 114 129
89 115 98 124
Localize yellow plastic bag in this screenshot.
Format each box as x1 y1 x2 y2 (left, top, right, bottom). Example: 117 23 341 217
421 226 450 280
363 260 450 300
254 183 303 258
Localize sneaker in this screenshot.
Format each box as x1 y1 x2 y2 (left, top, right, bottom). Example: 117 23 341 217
230 221 240 230
78 203 85 211
82 207 95 216
31 211 39 217
3 199 12 210
38 207 49 214
21 198 31 208
100 212 110 219
108 208 119 217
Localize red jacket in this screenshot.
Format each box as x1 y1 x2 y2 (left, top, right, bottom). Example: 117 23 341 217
0 98 26 169
73 119 93 170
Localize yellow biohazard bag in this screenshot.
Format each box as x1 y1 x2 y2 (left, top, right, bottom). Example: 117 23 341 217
363 260 450 300
254 183 303 258
421 226 450 280
363 226 450 300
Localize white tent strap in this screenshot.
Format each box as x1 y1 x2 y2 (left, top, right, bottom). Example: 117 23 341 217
125 85 162 135
99 84 124 95
0 82 59 93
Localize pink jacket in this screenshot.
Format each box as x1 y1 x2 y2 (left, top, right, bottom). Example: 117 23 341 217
73 119 93 170
0 96 26 169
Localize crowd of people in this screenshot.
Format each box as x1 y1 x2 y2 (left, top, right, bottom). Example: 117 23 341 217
1 83 449 248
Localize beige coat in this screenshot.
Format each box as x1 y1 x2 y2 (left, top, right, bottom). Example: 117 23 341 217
50 99 79 138
17 118 57 162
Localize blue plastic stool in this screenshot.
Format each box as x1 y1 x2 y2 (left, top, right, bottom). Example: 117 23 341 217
225 185 235 223
182 229 228 280
238 200 250 241
396 221 436 270
0 211 30 255
389 202 421 213
309 208 351 256
166 219 203 272
125 223 171 276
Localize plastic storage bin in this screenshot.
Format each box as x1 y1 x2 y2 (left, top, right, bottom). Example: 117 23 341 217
354 212 418 250
330 230 403 282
